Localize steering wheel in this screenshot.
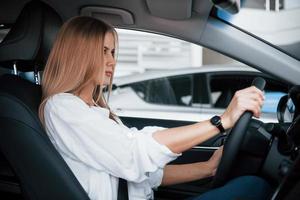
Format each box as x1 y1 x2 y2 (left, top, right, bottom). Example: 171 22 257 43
212 77 266 188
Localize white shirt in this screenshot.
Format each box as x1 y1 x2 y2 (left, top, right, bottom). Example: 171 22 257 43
44 93 180 200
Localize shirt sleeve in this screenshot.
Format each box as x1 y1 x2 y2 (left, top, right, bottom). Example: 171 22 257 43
129 126 168 188
44 94 180 183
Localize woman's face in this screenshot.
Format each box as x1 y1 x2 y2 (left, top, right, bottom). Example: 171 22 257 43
102 32 116 86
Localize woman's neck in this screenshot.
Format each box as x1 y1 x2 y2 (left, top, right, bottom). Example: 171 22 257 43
78 84 96 106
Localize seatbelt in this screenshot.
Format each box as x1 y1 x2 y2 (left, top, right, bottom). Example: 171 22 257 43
118 178 129 200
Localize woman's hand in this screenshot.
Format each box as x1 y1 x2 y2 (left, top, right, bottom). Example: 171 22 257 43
208 146 223 176
221 86 265 129
162 147 224 186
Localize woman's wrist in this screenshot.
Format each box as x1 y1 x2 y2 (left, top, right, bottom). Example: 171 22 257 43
204 160 217 177
220 114 232 130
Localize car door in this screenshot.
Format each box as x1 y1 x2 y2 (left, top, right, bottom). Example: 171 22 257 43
119 72 290 199
117 74 224 199
119 116 222 199
110 27 291 199
114 74 211 122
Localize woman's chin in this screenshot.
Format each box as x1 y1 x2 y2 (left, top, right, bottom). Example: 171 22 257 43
100 82 110 88
103 79 111 86
95 80 107 87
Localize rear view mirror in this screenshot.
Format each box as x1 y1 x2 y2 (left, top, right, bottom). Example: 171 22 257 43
211 0 241 14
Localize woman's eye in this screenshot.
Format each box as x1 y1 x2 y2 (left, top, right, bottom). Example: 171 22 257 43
104 49 107 54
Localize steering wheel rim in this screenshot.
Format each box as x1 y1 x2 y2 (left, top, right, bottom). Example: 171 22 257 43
212 77 266 188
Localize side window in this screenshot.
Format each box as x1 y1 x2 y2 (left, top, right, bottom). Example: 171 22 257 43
210 75 241 108
261 78 289 113
209 74 289 113
262 91 286 113
129 75 192 106
192 73 211 107
168 75 192 106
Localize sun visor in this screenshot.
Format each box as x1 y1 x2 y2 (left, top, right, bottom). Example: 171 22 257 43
146 0 192 20
80 7 134 26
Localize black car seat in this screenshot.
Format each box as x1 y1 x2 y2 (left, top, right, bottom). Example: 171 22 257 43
0 1 90 199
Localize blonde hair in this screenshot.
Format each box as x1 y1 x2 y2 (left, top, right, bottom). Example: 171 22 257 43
39 16 118 123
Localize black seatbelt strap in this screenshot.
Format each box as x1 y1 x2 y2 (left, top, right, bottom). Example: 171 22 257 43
118 178 129 200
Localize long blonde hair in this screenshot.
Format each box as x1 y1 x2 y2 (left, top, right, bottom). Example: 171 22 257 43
39 16 118 123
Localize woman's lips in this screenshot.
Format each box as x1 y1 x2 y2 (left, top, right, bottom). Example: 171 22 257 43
105 71 112 77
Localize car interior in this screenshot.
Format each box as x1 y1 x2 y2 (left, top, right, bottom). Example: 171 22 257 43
0 0 300 200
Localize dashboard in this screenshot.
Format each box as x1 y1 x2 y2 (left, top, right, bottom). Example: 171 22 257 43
264 85 300 199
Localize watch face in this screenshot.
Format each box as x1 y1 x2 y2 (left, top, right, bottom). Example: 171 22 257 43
211 115 221 125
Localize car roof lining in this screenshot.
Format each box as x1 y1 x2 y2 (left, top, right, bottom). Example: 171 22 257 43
80 6 134 25
145 0 193 20
1 0 213 44
1 0 300 85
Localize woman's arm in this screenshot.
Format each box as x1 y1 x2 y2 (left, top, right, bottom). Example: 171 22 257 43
161 147 223 186
153 86 264 154
161 162 212 186
153 120 221 154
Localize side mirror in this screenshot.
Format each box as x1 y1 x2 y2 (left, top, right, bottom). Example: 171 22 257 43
277 95 295 124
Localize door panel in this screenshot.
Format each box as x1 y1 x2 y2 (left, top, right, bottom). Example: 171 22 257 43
120 116 272 199
120 116 220 199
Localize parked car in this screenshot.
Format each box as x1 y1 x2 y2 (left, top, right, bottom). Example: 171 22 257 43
0 0 299 200
110 65 289 123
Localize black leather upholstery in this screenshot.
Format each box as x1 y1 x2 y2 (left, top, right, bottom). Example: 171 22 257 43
0 75 90 200
0 1 90 199
0 1 62 71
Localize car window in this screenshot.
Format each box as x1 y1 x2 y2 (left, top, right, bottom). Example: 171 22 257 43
115 29 241 77
111 29 288 123
114 29 242 109
192 73 211 107
262 91 286 113
128 75 192 106
209 74 289 113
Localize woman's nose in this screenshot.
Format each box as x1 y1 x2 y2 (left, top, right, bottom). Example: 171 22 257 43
107 55 116 66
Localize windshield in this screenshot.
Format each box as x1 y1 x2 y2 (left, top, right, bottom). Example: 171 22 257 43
215 0 300 61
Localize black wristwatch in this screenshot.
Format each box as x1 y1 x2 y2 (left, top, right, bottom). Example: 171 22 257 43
210 115 225 133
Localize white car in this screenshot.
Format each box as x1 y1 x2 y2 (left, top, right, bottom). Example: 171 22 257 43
110 65 289 123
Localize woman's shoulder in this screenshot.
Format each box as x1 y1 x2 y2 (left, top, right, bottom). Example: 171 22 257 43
51 92 78 101
45 93 85 111
49 92 80 103
44 93 110 122
45 93 109 116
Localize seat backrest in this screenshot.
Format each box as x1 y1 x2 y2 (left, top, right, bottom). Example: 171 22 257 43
0 1 90 199
0 75 90 200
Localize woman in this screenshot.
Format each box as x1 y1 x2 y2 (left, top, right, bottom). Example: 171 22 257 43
39 16 271 200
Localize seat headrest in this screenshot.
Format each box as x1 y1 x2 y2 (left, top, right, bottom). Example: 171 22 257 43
0 1 62 72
